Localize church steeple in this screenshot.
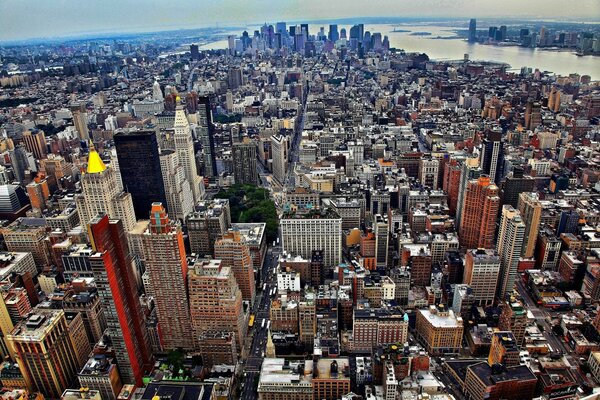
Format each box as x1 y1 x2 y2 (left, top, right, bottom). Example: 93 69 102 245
266 328 275 358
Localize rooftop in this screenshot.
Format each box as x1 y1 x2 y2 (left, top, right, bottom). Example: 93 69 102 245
419 306 463 328
258 358 313 386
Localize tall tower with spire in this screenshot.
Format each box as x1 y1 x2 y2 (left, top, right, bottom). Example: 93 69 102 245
76 145 137 231
174 106 203 202
265 328 275 358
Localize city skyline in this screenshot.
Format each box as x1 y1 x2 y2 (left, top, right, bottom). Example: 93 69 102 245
0 0 599 41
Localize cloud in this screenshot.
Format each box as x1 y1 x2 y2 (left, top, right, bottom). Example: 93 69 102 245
0 0 598 40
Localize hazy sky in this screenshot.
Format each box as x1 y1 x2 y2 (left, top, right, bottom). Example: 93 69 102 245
1 0 598 41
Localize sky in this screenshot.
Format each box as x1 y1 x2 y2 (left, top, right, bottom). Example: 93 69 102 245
0 0 599 41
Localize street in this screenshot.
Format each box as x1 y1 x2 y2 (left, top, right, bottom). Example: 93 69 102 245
240 246 280 400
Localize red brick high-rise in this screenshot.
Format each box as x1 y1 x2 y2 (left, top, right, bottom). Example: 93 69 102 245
88 215 152 386
142 203 194 351
214 231 256 305
459 175 500 249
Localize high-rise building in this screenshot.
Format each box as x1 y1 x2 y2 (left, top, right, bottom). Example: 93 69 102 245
271 134 287 185
142 203 194 350
0 293 15 360
415 305 464 356
70 103 90 140
78 355 123 400
459 176 500 249
174 106 203 202
7 309 84 398
114 130 167 220
88 215 152 386
500 167 534 208
455 155 481 229
281 208 342 267
496 206 525 298
468 19 477 42
517 192 542 258
419 157 439 189
525 100 542 130
2 218 52 267
60 287 106 348
76 147 136 232
480 130 504 184
198 96 217 178
188 259 246 350
22 129 47 160
464 249 501 306
186 199 231 256
228 67 243 90
190 44 199 60
159 149 194 221
374 215 389 268
232 139 258 185
488 331 520 367
328 24 340 42
214 231 256 305
498 298 527 346
352 308 408 352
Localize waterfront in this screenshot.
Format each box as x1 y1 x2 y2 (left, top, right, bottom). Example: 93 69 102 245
201 22 599 79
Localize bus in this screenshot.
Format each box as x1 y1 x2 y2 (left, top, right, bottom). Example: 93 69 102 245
248 314 255 328
267 321 271 330
262 283 267 292
261 319 266 329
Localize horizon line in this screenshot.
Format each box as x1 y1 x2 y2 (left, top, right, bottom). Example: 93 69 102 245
1 15 599 45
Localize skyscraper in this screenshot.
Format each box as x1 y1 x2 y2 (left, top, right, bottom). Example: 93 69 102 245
281 208 342 267
159 149 194 221
496 206 525 298
525 100 542 130
459 175 500 249
328 24 340 42
198 96 217 178
232 139 258 185
190 44 199 60
468 19 477 43
114 130 167 220
214 231 256 305
76 146 137 232
88 215 152 386
70 103 89 140
141 203 194 350
271 134 287 185
480 130 504 184
374 215 389 268
455 155 481 229
22 129 47 160
7 309 84 398
463 249 501 307
228 67 243 90
500 166 534 208
188 259 246 350
517 192 542 258
174 106 203 202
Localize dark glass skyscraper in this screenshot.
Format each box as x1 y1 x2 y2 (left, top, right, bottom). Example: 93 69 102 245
481 130 504 184
469 19 477 42
198 96 217 177
114 130 167 219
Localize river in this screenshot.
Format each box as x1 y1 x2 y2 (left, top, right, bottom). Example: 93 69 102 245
200 22 599 79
